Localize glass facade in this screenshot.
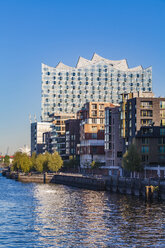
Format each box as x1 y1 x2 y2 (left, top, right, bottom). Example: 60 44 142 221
41 53 152 121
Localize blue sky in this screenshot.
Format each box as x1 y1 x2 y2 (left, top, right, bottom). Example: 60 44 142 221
0 0 165 155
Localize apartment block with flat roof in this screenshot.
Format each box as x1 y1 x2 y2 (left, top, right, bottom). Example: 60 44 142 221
31 122 52 155
120 92 165 145
65 119 80 158
135 126 165 167
78 102 114 167
104 106 123 176
50 113 76 157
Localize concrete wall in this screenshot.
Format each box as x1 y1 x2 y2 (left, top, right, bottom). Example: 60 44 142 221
2 171 165 200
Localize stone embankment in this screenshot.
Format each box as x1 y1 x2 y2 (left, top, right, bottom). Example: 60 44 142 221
2 170 165 200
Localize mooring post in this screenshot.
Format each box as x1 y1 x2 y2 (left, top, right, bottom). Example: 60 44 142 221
145 185 154 201
44 172 47 184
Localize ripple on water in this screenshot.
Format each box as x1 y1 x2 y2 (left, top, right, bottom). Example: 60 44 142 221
0 174 165 247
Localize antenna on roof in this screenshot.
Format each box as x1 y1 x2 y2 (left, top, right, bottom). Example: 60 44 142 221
34 114 37 122
29 114 32 124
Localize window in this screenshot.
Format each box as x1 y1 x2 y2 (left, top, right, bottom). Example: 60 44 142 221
142 137 149 144
161 119 165 126
160 110 165 118
99 104 104 110
141 127 153 135
160 128 165 135
141 101 153 108
92 104 97 110
159 146 165 153
159 155 165 161
117 151 122 158
99 111 104 117
92 111 97 117
100 118 104 124
142 155 148 162
141 119 153 126
160 101 165 109
92 133 97 139
141 146 149 153
158 137 165 144
141 110 153 117
92 118 97 124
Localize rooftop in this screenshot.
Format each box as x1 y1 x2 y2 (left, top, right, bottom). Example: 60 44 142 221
42 53 151 72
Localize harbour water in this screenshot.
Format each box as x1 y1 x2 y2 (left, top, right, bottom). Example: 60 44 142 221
0 173 165 247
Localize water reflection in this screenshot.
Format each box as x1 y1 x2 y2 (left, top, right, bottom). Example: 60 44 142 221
0 174 165 248
33 184 165 247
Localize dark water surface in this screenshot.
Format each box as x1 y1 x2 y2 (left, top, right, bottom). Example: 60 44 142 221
0 173 165 247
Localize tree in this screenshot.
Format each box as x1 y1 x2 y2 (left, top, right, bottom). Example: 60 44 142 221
31 152 37 170
11 152 32 173
4 155 10 167
47 152 63 172
0 156 4 164
34 154 46 172
122 144 143 173
63 156 79 171
11 152 22 171
11 151 63 173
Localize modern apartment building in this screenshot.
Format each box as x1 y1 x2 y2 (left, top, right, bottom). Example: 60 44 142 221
41 53 152 121
120 92 165 143
135 126 165 169
42 132 52 154
50 113 76 157
31 122 52 155
65 119 80 158
78 102 114 167
104 106 123 176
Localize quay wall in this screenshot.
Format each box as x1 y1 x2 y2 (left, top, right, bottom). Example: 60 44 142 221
2 171 165 200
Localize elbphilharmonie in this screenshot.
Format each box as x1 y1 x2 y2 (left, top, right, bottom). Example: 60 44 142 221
41 53 152 121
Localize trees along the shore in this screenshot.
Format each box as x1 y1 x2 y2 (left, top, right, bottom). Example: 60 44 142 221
12 152 32 173
63 156 79 171
45 152 63 172
11 151 63 173
34 154 46 172
33 152 63 173
122 143 143 174
4 155 10 167
31 152 37 168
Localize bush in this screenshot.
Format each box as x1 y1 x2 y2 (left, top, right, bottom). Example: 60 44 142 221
90 160 102 169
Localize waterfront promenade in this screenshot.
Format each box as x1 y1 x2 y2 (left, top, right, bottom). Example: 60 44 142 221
2 170 165 200
1 171 165 247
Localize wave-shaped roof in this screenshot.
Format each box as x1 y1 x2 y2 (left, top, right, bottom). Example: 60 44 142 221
42 53 150 71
